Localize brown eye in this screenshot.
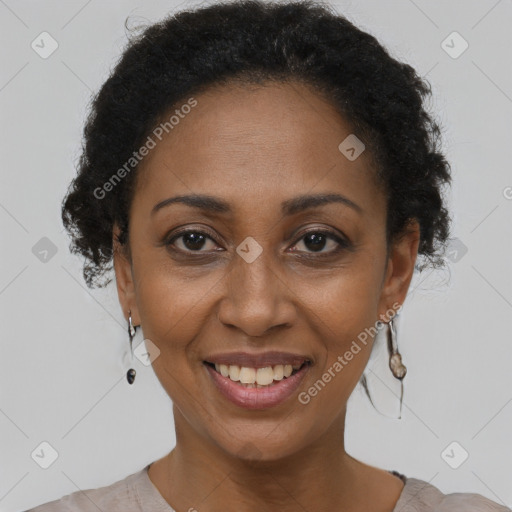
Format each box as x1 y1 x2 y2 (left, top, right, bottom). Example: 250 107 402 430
166 230 219 253
164 227 350 256
290 230 349 255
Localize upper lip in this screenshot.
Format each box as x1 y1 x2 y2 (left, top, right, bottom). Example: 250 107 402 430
204 351 312 368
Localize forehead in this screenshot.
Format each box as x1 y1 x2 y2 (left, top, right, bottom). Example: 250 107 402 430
133 80 384 218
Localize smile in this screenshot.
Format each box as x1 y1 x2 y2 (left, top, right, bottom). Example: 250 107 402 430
203 360 311 409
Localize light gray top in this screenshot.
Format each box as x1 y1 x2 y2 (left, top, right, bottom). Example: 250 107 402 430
26 465 510 511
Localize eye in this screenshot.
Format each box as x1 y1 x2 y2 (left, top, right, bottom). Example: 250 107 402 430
165 229 219 253
164 227 350 255
289 229 349 255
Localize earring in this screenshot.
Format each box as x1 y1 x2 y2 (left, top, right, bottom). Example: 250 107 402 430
126 310 137 385
359 315 407 419
387 316 407 379
386 316 407 418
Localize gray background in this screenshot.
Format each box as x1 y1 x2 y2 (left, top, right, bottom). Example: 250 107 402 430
1 0 511 510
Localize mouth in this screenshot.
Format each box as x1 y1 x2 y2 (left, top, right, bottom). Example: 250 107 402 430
202 358 312 410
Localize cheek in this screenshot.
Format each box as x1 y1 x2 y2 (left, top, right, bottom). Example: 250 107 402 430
133 263 220 393
298 261 382 400
135 257 217 340
300 254 382 336
296 294 377 425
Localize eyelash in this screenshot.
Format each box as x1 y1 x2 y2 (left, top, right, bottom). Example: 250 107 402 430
164 227 350 256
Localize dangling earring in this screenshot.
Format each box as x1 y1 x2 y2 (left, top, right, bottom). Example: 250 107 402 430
387 316 407 418
359 314 407 419
126 310 137 385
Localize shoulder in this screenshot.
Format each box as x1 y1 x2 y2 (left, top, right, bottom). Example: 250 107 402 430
396 476 511 512
25 467 148 512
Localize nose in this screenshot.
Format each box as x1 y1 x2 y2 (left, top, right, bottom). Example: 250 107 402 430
216 248 296 338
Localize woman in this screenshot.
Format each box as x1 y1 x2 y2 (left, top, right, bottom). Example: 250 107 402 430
27 0 509 510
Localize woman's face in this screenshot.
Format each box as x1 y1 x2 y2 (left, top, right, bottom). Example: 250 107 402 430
114 81 419 461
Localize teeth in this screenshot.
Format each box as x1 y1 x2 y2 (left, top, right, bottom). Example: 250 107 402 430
239 367 256 384
273 365 284 380
228 365 240 381
211 362 305 385
256 367 274 385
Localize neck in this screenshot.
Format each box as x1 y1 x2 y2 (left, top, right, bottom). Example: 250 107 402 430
148 407 403 512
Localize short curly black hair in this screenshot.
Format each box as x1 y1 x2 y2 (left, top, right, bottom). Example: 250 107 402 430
62 0 452 289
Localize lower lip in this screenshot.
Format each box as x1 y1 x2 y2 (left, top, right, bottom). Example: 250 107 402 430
204 363 310 410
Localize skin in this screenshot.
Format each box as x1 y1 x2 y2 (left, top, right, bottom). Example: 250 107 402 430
113 80 420 512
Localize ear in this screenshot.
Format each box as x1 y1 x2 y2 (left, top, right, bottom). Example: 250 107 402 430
377 219 420 319
113 222 140 325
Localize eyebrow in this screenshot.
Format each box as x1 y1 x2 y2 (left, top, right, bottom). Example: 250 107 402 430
151 192 363 217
